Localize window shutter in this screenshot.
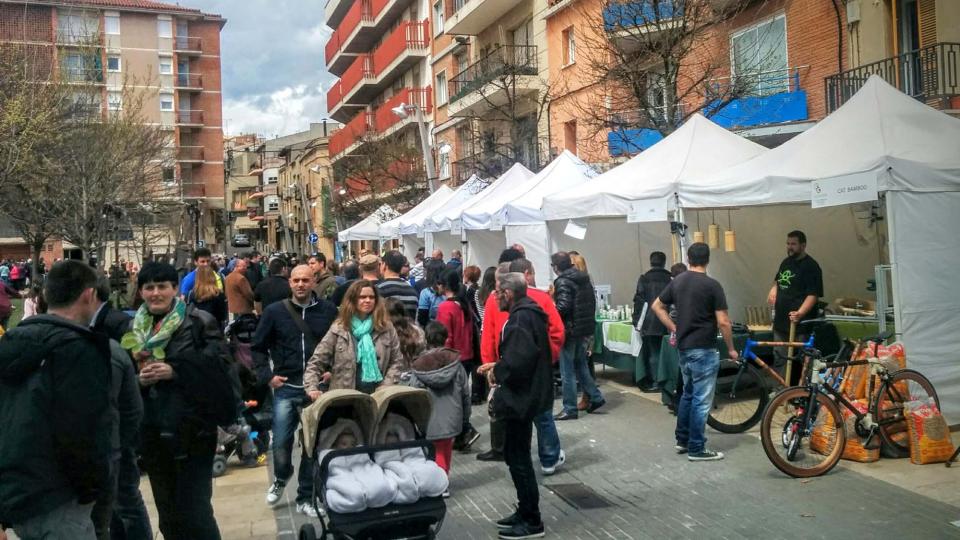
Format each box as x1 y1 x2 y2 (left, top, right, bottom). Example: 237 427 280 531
917 0 936 48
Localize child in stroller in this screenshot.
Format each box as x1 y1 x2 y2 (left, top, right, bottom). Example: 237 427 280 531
298 388 448 540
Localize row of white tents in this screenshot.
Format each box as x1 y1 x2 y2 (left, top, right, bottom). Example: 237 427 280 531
338 76 960 420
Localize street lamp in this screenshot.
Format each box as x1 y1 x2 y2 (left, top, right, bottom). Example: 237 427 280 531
392 102 439 193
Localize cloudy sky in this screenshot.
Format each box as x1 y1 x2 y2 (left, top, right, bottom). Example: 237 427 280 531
188 0 335 137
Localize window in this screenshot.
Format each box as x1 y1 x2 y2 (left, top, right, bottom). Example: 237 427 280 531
266 196 280 211
439 152 450 179
58 13 98 44
157 17 172 38
435 71 448 105
454 52 467 75
105 14 120 35
107 91 122 110
106 55 121 72
162 167 176 184
562 27 576 65
456 124 472 156
731 14 788 96
61 53 100 82
267 175 278 184
564 120 577 154
159 93 174 111
432 1 444 36
159 58 173 75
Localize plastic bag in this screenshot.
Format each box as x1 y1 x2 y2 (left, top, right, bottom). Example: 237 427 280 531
904 399 956 465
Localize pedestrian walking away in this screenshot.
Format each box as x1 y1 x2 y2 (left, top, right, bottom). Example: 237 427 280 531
632 251 673 393
252 264 338 519
651 243 738 461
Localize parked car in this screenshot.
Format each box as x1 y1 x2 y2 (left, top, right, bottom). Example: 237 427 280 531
232 233 251 247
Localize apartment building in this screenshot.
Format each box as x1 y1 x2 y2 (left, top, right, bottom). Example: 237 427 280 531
431 0 551 183
324 0 434 194
0 0 226 258
278 137 336 257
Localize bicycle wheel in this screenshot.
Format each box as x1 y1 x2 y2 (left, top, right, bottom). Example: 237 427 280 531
874 369 940 458
707 361 769 433
760 386 845 478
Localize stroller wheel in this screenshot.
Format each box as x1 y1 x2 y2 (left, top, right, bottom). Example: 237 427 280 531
212 456 228 478
298 524 318 540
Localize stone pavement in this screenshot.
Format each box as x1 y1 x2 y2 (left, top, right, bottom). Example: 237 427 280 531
97 367 959 539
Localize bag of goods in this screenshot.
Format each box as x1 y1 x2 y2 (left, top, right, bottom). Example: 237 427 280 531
809 411 838 456
904 399 956 465
809 399 879 462
840 363 869 400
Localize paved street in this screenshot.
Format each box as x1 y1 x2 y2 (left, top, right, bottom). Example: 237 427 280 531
255 369 960 540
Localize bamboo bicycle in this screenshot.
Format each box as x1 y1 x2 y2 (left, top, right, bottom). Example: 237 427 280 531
759 333 939 478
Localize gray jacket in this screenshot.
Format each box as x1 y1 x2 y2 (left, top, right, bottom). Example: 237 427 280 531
403 348 469 440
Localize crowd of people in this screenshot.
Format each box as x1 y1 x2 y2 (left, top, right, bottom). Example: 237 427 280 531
0 229 822 540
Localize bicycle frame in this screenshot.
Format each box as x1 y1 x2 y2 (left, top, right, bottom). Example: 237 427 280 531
801 358 896 441
737 334 816 389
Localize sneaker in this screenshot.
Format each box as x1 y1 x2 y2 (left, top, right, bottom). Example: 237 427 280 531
296 501 319 518
541 449 566 476
674 443 688 454
441 489 450 498
496 509 522 530
476 449 504 462
688 449 724 461
499 521 545 539
462 427 481 450
265 480 285 505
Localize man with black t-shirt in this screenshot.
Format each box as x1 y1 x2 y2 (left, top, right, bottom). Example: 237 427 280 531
652 243 736 462
767 230 823 360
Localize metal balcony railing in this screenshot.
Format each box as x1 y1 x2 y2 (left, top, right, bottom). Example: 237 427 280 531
449 45 538 103
374 87 432 133
174 36 203 52
175 72 203 88
325 0 374 64
62 67 104 83
825 42 960 112
329 110 375 159
176 109 204 124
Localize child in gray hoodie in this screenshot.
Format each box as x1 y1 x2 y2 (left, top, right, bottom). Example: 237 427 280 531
403 322 471 475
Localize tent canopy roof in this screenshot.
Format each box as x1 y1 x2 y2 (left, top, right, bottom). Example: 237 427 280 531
422 174 489 233
425 165 533 232
459 163 538 230
338 204 398 241
685 75 960 208
541 114 766 220
378 184 454 237
500 150 597 226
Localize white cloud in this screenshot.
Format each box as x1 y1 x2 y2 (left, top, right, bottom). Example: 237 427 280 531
223 85 330 138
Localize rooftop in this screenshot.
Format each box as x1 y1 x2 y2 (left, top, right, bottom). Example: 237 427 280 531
12 0 224 20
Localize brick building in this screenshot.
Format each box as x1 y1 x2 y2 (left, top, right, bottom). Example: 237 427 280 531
0 0 226 262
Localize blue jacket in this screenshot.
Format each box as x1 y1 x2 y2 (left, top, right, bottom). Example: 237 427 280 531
251 295 337 387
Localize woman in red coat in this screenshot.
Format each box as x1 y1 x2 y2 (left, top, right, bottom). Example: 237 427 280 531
435 267 479 448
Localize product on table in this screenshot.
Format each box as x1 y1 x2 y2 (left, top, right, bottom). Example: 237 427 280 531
904 399 956 465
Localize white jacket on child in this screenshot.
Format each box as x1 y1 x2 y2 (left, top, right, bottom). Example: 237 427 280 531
374 413 449 500
317 419 398 513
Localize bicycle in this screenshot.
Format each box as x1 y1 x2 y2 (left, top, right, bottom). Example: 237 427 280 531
759 332 939 478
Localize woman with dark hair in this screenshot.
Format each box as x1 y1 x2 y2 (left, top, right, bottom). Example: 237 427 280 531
187 266 228 329
416 259 447 327
435 268 479 447
385 297 425 369
462 265 482 324
304 280 403 396
121 261 234 539
475 266 497 325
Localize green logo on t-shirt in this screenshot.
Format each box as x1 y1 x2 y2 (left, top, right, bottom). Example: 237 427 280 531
777 269 795 290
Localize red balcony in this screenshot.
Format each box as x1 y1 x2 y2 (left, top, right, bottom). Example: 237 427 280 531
329 110 375 160
324 0 373 75
374 87 432 134
325 0 417 75
328 20 429 121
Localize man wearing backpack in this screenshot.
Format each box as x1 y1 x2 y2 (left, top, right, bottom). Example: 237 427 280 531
252 265 337 518
631 251 673 392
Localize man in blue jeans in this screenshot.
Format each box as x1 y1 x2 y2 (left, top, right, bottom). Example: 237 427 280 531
651 243 737 461
252 265 337 517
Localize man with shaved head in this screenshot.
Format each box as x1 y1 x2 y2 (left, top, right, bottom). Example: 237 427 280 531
252 264 338 518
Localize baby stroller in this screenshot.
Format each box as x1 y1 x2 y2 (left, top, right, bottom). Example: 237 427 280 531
298 387 446 540
226 314 272 453
213 420 261 477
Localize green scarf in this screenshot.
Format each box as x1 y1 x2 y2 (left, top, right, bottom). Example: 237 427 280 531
120 297 187 360
351 316 382 384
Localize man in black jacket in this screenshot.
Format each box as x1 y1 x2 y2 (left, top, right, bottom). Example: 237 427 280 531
254 257 291 312
631 251 673 392
253 264 337 518
552 251 604 420
0 260 111 539
484 272 552 540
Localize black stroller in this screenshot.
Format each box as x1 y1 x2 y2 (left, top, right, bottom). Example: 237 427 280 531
298 387 446 540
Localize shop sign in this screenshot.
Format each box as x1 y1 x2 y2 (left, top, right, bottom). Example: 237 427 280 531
564 219 587 240
450 220 462 235
626 198 669 223
811 172 879 208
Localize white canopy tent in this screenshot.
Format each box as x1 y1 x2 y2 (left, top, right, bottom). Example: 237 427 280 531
337 204 398 242
377 185 454 260
418 174 487 258
491 151 598 283
686 76 960 421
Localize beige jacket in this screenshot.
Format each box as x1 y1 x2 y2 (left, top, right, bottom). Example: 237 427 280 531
304 320 403 392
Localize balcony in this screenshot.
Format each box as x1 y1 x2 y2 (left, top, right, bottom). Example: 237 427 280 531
324 0 416 76
328 20 430 121
329 110 375 160
174 72 203 91
177 145 205 163
704 67 809 130
448 45 539 117
325 0 354 30
176 109 204 127
606 104 682 157
445 0 520 36
62 67 104 84
374 87 432 136
825 42 960 113
604 1 682 52
174 36 202 55
181 180 207 199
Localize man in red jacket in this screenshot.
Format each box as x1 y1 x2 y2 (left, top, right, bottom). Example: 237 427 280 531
477 256 566 475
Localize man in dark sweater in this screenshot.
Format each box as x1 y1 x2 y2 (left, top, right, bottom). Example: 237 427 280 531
479 272 552 540
377 250 419 319
252 265 337 518
632 251 673 392
254 257 291 312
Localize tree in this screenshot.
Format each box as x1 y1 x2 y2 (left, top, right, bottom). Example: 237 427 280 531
563 0 780 156
331 133 431 226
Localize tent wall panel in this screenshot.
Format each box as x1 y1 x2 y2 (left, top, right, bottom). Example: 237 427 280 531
505 224 552 289
464 230 506 268
401 235 424 260
888 191 960 422
432 230 463 260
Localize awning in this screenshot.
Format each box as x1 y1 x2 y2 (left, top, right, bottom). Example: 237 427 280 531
233 216 261 230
